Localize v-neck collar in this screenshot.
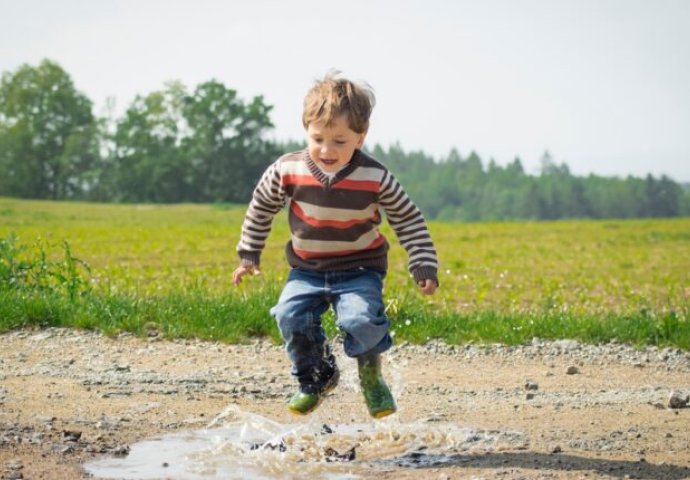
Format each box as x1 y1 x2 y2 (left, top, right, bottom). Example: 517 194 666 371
305 149 361 188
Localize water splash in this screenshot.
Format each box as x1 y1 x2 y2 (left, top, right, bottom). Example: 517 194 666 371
84 405 528 479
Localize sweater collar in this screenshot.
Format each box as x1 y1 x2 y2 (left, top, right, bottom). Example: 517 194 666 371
304 149 361 187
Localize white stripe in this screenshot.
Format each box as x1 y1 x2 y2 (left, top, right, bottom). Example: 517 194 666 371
281 160 313 176
386 213 423 230
346 166 385 182
292 230 380 253
295 200 379 222
396 229 430 242
401 238 434 249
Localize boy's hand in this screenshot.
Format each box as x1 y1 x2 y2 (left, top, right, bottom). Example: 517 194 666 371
232 265 261 286
418 279 437 295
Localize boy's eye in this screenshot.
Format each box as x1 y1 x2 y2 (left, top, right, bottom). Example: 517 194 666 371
335 140 346 145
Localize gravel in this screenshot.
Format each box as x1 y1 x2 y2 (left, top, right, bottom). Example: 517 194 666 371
1 327 689 479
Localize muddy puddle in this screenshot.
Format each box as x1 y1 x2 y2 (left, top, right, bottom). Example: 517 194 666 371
84 405 528 479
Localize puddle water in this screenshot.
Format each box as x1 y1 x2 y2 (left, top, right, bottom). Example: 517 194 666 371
84 405 528 479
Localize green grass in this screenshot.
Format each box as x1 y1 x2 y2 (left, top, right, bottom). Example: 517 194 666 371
1 197 688 349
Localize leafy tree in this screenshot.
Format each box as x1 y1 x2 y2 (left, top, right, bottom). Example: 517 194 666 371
183 81 277 202
0 59 98 199
110 80 278 203
109 81 189 202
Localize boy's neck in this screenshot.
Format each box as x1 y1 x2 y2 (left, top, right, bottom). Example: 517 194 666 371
318 164 346 178
305 149 361 186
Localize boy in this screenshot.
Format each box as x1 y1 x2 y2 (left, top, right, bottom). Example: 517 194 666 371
233 72 438 418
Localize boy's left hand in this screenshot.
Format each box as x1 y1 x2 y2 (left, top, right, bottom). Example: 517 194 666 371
418 279 437 295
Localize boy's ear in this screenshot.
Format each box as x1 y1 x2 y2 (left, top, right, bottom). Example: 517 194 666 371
356 130 368 148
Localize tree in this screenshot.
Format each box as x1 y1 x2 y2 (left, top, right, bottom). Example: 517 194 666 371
109 79 278 203
0 59 98 199
111 81 190 202
183 81 276 202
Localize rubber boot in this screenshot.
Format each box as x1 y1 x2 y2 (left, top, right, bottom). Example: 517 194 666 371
288 349 339 415
287 388 321 415
357 352 396 418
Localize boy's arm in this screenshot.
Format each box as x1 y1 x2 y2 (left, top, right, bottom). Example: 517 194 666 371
236 160 286 269
378 170 439 288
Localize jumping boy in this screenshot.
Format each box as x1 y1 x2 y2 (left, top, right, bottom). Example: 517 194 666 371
233 71 438 418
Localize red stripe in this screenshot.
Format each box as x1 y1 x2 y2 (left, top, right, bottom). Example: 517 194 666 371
331 179 380 192
282 174 321 188
282 174 379 193
292 234 385 259
291 202 379 229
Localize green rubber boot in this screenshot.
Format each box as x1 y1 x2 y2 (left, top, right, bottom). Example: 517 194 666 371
358 353 396 418
287 389 321 415
288 356 340 415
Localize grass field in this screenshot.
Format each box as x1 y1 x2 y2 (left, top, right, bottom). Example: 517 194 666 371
1 198 689 348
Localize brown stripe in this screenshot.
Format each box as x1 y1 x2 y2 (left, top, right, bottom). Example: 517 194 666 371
288 210 379 241
289 185 378 210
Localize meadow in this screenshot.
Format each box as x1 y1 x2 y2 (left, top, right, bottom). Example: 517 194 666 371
1 198 688 349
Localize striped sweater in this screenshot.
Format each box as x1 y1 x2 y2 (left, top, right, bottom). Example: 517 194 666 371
237 149 438 285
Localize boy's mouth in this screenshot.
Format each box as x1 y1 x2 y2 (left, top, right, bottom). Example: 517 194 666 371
320 158 338 166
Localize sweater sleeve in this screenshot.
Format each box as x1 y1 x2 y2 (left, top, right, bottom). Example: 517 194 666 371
236 160 287 267
378 170 439 285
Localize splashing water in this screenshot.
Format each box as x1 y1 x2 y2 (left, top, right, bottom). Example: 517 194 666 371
84 404 528 479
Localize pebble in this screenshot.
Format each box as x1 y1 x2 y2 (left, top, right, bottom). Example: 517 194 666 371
668 390 689 409
566 366 580 375
4 459 23 471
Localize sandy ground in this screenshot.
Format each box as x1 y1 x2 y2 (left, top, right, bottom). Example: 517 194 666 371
1 328 689 480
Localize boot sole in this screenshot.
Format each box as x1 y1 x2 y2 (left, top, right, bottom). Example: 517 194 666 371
288 400 322 416
371 406 397 419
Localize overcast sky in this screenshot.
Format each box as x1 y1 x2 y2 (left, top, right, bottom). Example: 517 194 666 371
2 0 689 181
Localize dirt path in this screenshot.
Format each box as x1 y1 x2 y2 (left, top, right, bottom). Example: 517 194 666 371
1 328 689 479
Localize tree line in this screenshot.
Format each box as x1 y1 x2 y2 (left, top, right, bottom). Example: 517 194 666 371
371 145 690 221
1 59 688 220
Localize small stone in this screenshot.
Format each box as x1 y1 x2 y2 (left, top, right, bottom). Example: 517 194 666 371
321 424 334 434
526 392 536 400
668 391 689 409
5 459 23 470
552 445 563 454
55 445 74 454
62 430 82 442
554 339 580 351
108 444 130 456
566 366 579 375
525 380 539 391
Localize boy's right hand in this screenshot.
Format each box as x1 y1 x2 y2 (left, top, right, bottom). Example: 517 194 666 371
232 265 261 286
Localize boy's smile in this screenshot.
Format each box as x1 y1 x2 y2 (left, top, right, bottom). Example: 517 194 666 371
306 115 367 173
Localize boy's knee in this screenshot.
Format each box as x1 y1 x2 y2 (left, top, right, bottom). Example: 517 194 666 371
273 310 310 336
338 313 387 332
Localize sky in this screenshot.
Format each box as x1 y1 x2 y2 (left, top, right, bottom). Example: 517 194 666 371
2 0 689 181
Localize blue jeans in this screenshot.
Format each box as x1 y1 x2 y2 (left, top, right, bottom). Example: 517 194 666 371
270 267 392 385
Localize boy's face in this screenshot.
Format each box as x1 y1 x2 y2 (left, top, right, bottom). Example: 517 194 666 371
306 115 366 173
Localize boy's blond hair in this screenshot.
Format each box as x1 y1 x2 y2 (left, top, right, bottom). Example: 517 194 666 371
302 70 376 134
